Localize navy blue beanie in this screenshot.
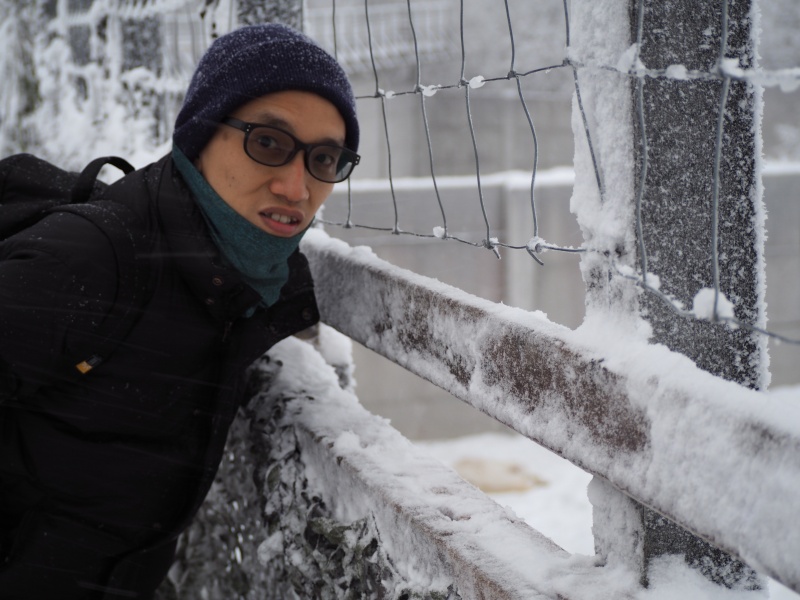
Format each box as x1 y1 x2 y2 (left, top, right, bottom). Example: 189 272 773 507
173 23 359 161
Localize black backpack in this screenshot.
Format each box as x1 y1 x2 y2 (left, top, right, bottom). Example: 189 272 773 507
0 153 151 376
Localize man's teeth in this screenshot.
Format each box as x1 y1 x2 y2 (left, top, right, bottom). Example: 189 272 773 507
268 213 297 224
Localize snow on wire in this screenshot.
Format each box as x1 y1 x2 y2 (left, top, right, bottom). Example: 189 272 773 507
312 0 800 347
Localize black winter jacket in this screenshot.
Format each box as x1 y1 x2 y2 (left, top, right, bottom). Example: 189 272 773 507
0 155 319 599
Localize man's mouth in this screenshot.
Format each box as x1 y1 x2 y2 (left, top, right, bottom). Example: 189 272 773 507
265 212 300 225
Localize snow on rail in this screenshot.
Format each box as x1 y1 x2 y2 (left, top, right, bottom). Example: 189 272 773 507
254 335 637 599
302 229 800 594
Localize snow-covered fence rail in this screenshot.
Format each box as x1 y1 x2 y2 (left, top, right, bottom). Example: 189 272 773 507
167 213 797 598
301 228 800 595
307 0 800 589
241 337 630 600
170 326 651 599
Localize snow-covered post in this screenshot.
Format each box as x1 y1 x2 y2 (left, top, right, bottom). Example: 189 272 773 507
201 0 303 32
0 0 40 155
570 0 766 589
237 0 302 28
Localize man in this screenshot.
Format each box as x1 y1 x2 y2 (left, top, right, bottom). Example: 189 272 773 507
0 23 359 599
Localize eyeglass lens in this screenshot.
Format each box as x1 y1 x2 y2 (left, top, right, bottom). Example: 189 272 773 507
246 126 355 183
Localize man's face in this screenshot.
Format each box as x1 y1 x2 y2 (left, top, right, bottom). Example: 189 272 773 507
196 90 346 237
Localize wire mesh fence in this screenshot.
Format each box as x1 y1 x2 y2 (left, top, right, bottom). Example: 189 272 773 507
304 0 800 356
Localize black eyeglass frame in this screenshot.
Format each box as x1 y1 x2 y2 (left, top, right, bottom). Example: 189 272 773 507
221 117 360 184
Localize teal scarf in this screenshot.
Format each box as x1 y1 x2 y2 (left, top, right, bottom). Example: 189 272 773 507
172 146 307 309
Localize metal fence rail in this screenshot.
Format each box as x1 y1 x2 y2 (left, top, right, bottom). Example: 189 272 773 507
302 228 800 594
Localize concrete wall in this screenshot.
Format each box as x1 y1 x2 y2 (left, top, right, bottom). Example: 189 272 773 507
763 167 800 389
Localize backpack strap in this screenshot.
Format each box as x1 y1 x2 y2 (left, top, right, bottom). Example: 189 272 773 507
68 156 144 373
56 200 153 374
70 156 135 203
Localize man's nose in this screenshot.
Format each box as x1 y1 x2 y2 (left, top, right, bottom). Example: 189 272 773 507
271 152 310 202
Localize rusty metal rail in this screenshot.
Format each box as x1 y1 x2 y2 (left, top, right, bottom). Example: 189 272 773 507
302 230 800 594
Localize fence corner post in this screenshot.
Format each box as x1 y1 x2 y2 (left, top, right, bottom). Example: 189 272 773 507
571 0 767 590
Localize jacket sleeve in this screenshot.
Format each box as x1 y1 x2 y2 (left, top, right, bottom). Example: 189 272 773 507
0 211 118 392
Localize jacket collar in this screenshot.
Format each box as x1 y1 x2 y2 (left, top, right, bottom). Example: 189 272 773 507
152 156 264 322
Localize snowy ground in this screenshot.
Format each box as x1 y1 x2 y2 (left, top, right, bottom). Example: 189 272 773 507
416 431 800 600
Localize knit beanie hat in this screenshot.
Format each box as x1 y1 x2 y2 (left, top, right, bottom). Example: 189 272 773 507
173 23 359 161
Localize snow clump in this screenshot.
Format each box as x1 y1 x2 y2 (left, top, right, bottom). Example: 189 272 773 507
692 287 735 320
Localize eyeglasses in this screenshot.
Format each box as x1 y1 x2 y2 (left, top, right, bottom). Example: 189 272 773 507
221 117 360 184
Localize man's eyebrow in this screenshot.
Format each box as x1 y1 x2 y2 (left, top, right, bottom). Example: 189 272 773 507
252 114 291 129
248 113 346 146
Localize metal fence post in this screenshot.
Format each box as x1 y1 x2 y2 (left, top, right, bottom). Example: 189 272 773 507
632 0 765 587
235 0 303 29
573 0 766 589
